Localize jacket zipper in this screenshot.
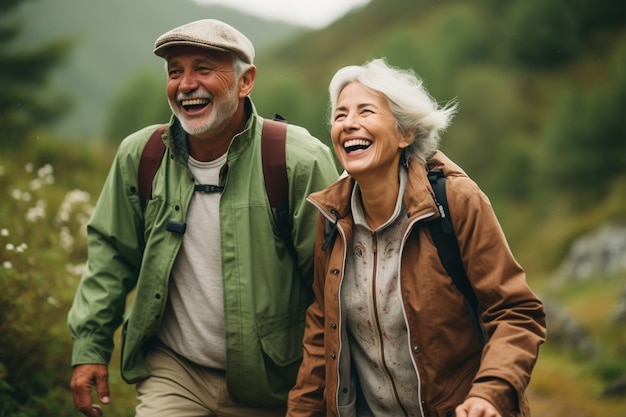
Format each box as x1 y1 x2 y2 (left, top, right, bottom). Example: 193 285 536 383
371 231 410 416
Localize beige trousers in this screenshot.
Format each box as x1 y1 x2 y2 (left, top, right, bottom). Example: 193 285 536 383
135 341 287 417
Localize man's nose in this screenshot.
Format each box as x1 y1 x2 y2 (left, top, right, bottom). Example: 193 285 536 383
179 70 198 92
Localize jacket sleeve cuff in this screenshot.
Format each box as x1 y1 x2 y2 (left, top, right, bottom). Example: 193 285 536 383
71 337 112 367
467 377 518 416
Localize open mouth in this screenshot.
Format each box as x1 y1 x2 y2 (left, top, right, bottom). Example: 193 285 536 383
180 98 210 112
343 139 372 153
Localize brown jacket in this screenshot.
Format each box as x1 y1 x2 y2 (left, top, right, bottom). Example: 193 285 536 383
287 151 546 417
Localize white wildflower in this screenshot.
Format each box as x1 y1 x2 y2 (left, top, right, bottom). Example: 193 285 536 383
6 243 15 251
47 296 60 307
38 164 54 178
56 189 92 226
24 162 34 173
0 229 8 237
66 263 85 276
10 189 22 200
29 178 43 191
59 226 74 253
2 261 12 269
25 205 46 222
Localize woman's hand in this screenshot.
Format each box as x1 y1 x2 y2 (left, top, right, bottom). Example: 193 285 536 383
455 396 501 417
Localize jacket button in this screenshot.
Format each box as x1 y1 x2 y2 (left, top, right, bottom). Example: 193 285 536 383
155 293 161 299
331 323 337 329
446 411 453 417
331 353 336 360
413 345 421 353
331 269 340 275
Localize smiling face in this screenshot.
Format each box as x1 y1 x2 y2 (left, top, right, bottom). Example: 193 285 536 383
165 46 252 141
331 82 413 181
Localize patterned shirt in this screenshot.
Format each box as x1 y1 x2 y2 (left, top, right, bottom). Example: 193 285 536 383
342 168 422 416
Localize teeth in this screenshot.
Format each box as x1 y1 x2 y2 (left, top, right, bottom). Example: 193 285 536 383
343 139 371 149
181 98 209 106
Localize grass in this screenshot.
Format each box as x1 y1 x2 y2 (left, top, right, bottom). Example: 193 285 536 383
529 272 626 417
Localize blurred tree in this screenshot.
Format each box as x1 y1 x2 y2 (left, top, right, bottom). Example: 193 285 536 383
0 0 72 149
539 62 626 203
504 0 583 69
503 0 626 69
104 69 170 142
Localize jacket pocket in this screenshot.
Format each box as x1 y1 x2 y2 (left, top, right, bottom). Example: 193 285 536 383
258 319 305 395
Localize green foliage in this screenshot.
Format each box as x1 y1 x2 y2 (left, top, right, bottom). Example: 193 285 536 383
104 69 171 143
503 0 626 69
538 46 626 203
0 135 136 416
504 0 584 68
0 142 87 415
0 0 73 150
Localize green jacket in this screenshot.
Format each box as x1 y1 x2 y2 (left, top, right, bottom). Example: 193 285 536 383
67 98 339 406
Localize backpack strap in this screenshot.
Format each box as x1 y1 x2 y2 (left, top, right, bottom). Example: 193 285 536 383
137 117 298 262
138 124 168 211
427 169 487 343
262 116 298 262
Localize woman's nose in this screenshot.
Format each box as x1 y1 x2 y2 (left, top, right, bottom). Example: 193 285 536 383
342 112 359 130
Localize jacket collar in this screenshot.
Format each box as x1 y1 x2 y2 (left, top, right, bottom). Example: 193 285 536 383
308 151 468 223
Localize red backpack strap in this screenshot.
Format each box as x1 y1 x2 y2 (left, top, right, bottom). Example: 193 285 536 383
261 116 298 261
138 124 168 211
261 118 288 209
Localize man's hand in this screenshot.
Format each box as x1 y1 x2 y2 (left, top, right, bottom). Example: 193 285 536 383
455 396 501 417
70 364 111 417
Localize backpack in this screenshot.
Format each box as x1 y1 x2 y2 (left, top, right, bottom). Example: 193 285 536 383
427 170 488 344
137 116 297 262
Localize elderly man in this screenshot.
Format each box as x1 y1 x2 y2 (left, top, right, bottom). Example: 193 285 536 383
68 19 338 417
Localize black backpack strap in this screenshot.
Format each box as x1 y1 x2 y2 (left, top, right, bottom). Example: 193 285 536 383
261 116 298 263
138 124 168 211
427 169 487 343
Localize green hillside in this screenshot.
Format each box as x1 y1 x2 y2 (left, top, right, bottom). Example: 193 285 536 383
251 0 626 273
12 0 307 139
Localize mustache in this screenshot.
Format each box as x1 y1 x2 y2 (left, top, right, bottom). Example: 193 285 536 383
176 89 213 102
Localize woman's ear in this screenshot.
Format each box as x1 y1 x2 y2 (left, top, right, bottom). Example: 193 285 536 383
399 128 415 149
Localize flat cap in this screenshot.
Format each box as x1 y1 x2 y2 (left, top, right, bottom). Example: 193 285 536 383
154 19 255 64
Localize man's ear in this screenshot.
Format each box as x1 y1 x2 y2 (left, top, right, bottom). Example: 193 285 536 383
238 65 256 98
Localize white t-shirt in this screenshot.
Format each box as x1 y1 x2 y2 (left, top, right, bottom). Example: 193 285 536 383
158 152 227 369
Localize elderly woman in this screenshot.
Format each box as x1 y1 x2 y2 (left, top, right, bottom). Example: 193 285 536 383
287 59 546 417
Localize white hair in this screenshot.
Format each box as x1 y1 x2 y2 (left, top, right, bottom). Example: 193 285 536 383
328 58 457 163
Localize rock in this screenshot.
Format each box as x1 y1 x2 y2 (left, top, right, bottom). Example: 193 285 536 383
542 298 598 358
554 222 626 282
